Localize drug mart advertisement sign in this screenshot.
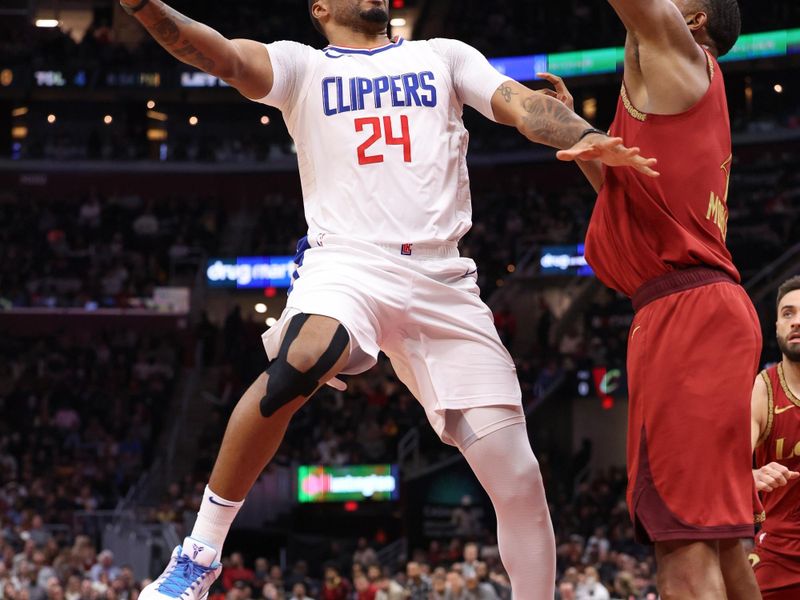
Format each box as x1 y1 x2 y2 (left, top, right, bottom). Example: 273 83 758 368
206 256 296 289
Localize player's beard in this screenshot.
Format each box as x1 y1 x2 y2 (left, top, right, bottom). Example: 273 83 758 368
337 2 388 35
360 6 389 26
777 331 800 363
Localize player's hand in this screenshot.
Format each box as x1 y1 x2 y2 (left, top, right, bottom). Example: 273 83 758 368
536 72 574 111
557 134 660 178
754 462 800 492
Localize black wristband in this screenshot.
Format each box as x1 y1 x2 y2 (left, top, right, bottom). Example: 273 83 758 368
120 0 149 15
579 127 608 141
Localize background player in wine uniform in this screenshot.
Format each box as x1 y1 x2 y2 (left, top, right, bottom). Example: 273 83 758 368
750 276 800 600
117 0 657 599
554 0 764 598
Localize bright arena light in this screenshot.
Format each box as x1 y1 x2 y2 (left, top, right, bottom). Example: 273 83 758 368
255 303 267 314
35 19 59 28
390 18 407 27
266 317 278 327
47 114 56 124
260 116 270 125
103 115 113 125
188 116 198 125
147 100 156 109
774 84 784 94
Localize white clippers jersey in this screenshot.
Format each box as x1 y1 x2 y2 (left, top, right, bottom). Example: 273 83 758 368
255 37 509 245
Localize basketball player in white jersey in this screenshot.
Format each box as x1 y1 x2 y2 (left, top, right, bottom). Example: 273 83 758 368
121 1 657 598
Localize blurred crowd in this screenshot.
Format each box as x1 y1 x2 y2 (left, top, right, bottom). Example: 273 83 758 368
0 189 222 309
0 469 660 600
0 330 181 524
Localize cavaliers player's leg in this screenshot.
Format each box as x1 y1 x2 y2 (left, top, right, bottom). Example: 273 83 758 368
718 540 762 600
140 314 350 600
655 540 760 600
627 282 762 600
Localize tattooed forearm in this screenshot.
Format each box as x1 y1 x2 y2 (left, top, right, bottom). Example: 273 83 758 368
173 41 216 71
153 17 180 45
127 0 228 75
518 93 588 149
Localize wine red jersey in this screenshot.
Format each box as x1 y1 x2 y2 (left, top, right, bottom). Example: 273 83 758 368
585 50 740 297
755 363 800 539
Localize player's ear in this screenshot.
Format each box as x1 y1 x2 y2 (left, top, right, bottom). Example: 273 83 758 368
685 10 708 32
312 0 330 23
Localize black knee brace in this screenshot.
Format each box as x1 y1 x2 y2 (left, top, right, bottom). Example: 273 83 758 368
260 314 349 417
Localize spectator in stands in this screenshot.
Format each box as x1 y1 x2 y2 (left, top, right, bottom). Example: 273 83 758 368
319 567 350 600
458 543 480 579
222 553 255 591
351 538 378 569
353 573 377 600
404 562 431 600
283 563 315 599
259 582 282 600
286 583 312 600
252 558 269 586
557 581 576 600
88 551 120 583
373 571 404 600
575 565 609 599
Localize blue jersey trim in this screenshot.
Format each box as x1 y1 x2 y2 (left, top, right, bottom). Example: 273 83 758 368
324 37 404 58
288 235 311 296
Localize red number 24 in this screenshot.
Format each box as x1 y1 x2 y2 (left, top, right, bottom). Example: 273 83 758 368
355 115 412 165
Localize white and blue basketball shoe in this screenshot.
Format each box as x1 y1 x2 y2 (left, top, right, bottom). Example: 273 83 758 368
140 537 222 600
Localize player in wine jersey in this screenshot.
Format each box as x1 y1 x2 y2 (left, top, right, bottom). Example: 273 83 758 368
553 1 763 598
749 276 800 600
120 1 657 599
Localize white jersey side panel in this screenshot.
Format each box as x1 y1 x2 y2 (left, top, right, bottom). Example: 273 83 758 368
256 38 509 246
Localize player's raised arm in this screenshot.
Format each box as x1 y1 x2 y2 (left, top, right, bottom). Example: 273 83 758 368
608 0 741 113
607 0 705 51
119 0 273 100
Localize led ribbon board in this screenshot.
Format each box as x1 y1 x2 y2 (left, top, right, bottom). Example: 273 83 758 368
297 465 400 503
489 28 800 80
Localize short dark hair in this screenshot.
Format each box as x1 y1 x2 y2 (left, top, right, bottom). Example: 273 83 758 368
308 0 325 36
701 0 741 57
777 275 800 310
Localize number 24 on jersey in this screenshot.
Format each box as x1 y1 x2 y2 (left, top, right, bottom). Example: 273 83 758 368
355 115 411 165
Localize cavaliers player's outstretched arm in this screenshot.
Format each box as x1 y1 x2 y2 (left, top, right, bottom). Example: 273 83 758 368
607 0 711 115
119 0 274 100
751 375 800 492
490 79 658 178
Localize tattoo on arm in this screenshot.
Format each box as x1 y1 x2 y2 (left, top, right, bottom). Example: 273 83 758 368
140 2 217 73
499 84 518 103
153 18 179 45
518 94 587 150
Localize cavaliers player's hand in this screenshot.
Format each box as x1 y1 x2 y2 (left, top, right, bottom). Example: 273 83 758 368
753 462 800 492
556 134 660 178
536 72 574 111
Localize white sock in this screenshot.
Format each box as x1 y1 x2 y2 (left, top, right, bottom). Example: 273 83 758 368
461 423 556 600
190 486 244 556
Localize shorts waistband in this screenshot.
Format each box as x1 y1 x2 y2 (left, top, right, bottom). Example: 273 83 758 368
631 267 736 312
310 233 460 259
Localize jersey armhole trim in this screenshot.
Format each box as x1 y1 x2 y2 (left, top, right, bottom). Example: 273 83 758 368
759 369 774 445
777 362 800 409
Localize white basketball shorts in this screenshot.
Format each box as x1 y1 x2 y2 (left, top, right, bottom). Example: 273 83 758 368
262 234 522 444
